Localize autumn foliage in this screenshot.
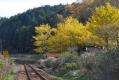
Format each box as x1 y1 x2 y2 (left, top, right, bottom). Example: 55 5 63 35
33 3 119 53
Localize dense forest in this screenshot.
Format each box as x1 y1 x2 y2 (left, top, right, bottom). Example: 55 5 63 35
0 4 65 53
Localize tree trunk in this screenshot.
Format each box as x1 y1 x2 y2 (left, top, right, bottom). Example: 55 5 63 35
116 33 119 47
105 37 109 51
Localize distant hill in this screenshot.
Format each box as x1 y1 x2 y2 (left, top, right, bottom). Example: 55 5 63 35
0 4 66 53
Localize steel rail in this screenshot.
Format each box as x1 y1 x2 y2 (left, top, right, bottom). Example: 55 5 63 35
24 64 50 80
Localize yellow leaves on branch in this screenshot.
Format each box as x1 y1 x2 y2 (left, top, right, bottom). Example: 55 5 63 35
90 3 119 26
33 24 56 53
57 17 83 45
88 3 119 48
33 17 99 53
47 17 84 53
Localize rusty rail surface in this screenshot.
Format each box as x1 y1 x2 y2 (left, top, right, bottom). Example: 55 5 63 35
24 64 51 80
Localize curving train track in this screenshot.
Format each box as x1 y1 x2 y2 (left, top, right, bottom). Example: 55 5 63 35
17 64 52 80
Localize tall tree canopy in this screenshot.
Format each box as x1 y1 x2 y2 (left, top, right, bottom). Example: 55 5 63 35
87 3 119 49
33 24 56 53
33 16 100 53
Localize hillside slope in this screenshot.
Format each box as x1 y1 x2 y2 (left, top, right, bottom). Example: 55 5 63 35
0 4 65 53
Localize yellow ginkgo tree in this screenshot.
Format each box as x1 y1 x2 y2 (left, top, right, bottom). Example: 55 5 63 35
33 24 56 53
87 3 119 50
47 17 84 53
48 16 98 53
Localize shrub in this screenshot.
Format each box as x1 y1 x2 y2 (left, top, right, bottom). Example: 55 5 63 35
43 58 56 68
65 62 78 70
51 75 64 80
0 58 16 80
0 60 3 66
78 47 119 80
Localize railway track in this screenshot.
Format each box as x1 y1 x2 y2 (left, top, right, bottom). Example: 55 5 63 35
22 64 52 80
